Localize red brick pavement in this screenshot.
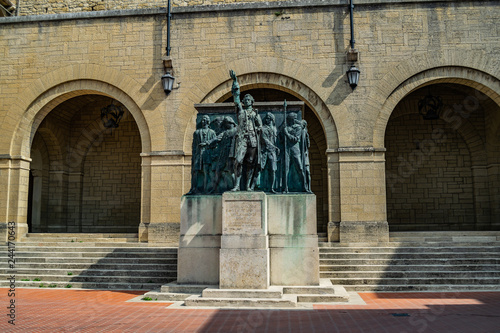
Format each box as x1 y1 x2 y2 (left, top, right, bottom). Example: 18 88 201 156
1 288 499 332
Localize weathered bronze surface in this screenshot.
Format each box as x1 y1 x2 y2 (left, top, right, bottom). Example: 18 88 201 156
186 71 312 195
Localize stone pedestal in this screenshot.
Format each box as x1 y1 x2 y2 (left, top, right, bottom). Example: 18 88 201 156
268 194 319 286
177 195 222 285
156 191 346 307
178 192 319 289
220 192 269 289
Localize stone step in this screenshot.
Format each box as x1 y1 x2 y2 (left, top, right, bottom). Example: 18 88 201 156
328 277 500 285
2 257 171 264
317 232 328 242
321 264 499 272
6 268 176 277
142 291 194 301
0 274 173 284
321 271 500 279
2 236 177 291
20 238 140 243
390 236 500 243
5 251 176 259
160 283 217 293
320 258 499 265
319 246 500 253
24 233 139 238
0 280 169 290
202 288 283 299
283 284 349 303
0 262 176 270
319 242 500 248
282 286 335 295
0 246 176 253
296 294 349 302
343 284 500 292
389 231 500 237
320 252 498 259
184 294 298 308
7 242 150 247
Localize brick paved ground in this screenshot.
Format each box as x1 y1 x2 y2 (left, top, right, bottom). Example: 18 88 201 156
1 288 499 332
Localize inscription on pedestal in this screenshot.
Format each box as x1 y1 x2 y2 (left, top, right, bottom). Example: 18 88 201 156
224 200 262 233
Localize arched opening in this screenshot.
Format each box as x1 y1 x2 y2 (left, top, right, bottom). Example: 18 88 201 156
27 94 142 233
385 83 500 231
219 88 329 231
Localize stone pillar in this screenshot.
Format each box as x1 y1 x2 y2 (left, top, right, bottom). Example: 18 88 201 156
30 170 43 232
471 165 492 230
66 172 83 233
142 151 187 245
488 164 500 230
326 151 341 242
337 147 389 244
220 192 269 289
0 155 31 241
268 194 319 286
47 170 68 232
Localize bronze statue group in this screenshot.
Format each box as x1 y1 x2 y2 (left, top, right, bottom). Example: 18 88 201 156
187 71 312 195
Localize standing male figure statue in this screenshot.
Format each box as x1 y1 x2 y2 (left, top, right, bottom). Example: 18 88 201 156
260 113 280 193
209 116 238 193
229 70 262 191
187 115 216 195
301 119 313 193
281 112 306 193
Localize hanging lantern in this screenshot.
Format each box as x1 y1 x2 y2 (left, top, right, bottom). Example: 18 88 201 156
161 72 175 95
101 100 124 129
418 93 443 120
346 65 360 90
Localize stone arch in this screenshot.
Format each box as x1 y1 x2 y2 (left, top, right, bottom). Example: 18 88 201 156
175 57 338 154
383 79 499 231
8 64 152 157
34 125 65 171
370 50 500 147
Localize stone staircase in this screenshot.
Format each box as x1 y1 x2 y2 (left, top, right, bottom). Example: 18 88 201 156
319 231 500 292
144 279 350 307
0 233 177 290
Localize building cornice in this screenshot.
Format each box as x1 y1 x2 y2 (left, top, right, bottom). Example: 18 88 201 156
0 0 489 24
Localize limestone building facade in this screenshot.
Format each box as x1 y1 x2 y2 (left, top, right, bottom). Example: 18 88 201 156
1 0 499 244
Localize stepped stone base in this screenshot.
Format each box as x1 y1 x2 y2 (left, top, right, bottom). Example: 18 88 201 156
147 279 349 308
320 231 500 292
0 233 177 290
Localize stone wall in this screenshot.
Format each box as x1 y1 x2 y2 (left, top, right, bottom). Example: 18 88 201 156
81 117 141 233
15 0 283 16
1 0 500 241
385 114 475 231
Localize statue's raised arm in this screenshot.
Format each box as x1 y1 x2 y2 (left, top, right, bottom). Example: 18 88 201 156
230 70 241 105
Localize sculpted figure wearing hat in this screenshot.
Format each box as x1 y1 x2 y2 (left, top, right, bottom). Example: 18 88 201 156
229 70 262 191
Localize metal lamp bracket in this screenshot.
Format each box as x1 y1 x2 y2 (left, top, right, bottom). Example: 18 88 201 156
163 57 174 75
347 48 359 63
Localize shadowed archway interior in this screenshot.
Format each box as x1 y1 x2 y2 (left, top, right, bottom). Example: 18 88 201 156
385 83 500 231
28 94 142 233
